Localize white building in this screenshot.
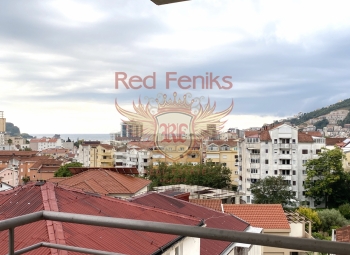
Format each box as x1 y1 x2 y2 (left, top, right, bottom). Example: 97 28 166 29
29 137 62 151
113 144 151 175
239 123 325 207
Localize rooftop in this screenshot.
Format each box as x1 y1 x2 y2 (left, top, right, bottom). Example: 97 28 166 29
223 204 290 230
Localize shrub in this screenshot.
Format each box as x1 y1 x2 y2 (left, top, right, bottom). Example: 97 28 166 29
339 203 350 219
296 207 321 231
318 209 347 233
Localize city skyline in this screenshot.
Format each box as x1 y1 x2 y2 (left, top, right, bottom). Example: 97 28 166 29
1 0 350 133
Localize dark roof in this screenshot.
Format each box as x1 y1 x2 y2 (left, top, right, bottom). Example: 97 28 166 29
298 132 314 143
326 137 346 146
130 192 249 255
0 183 202 255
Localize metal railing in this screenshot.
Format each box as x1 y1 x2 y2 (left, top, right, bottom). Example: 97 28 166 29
1 210 350 255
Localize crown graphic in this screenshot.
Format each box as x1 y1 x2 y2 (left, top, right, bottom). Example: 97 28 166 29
155 92 195 112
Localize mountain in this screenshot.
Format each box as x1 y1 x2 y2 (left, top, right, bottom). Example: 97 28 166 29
5 122 33 138
285 98 350 127
5 122 20 136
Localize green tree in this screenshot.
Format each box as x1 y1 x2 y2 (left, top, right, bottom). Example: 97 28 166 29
250 176 297 206
22 175 30 184
303 148 350 208
54 162 83 177
146 161 232 189
74 139 84 148
339 203 350 219
318 209 348 234
7 139 12 145
67 137 71 142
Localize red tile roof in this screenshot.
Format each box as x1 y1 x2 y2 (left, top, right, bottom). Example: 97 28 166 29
207 140 237 147
223 204 290 230
130 192 249 255
190 199 222 212
304 131 323 137
326 138 346 146
50 169 150 195
68 167 139 175
298 132 314 143
0 151 39 157
244 130 271 141
0 183 202 255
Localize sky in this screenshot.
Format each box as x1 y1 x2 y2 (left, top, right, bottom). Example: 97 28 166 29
1 0 350 134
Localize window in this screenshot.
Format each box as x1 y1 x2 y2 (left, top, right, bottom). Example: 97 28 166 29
250 158 260 163
293 181 296 185
302 170 307 175
280 170 290 175
222 163 227 166
265 149 268 153
280 159 291 165
235 171 238 175
292 139 296 143
247 138 259 143
266 171 268 174
302 160 307 165
316 149 321 154
274 139 277 144
274 170 277 175
302 191 305 195
265 159 269 164
292 170 296 175
302 149 308 154
251 149 260 154
251 168 258 174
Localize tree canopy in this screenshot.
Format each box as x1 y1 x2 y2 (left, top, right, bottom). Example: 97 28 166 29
54 162 83 177
303 147 350 208
146 161 232 189
250 175 297 206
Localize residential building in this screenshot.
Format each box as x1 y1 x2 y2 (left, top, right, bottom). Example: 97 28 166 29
239 123 325 207
0 182 202 255
0 167 19 187
48 169 151 198
121 121 143 138
0 111 5 146
27 158 63 181
89 144 115 167
0 181 13 191
204 139 239 185
116 141 152 175
130 192 263 255
223 204 313 255
29 137 62 151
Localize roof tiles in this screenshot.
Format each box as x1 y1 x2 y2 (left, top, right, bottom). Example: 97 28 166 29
223 204 290 230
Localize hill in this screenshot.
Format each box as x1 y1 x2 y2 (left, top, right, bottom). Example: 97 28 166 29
286 98 350 127
5 122 33 138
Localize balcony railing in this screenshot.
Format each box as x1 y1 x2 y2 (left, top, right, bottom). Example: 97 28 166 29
1 211 350 255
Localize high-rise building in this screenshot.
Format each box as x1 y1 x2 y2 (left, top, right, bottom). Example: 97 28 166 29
121 121 143 138
0 111 6 146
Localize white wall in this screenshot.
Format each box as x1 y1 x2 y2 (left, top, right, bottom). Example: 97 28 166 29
162 237 200 255
289 223 304 238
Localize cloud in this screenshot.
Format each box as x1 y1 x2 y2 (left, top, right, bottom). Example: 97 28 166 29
1 0 350 134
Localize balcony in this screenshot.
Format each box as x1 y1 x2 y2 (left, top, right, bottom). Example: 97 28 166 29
1 211 347 255
273 144 297 149
279 154 291 159
279 164 292 170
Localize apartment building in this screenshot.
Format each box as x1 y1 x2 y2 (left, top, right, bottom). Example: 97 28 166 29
29 137 62 151
89 144 115 168
239 123 325 207
205 140 239 185
121 121 143 138
0 111 5 146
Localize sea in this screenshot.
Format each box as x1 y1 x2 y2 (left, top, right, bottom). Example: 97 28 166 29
30 134 111 142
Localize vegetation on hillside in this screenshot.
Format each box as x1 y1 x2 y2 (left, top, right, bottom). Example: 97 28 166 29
5 122 20 136
146 161 232 189
288 97 350 126
314 119 329 130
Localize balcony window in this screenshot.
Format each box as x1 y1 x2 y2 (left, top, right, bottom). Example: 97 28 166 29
251 149 260 154
280 159 291 165
247 138 259 143
221 145 230 151
280 170 290 175
280 138 290 144
250 158 260 163
251 168 258 174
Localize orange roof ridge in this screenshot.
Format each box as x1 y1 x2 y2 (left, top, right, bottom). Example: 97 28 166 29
41 183 67 254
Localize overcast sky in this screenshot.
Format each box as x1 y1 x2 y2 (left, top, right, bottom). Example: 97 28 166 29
1 0 350 134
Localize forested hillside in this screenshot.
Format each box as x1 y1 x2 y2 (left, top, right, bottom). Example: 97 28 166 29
287 98 350 126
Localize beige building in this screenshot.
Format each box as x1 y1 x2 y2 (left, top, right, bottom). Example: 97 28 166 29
89 144 115 167
204 140 239 186
0 167 19 187
0 111 5 146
